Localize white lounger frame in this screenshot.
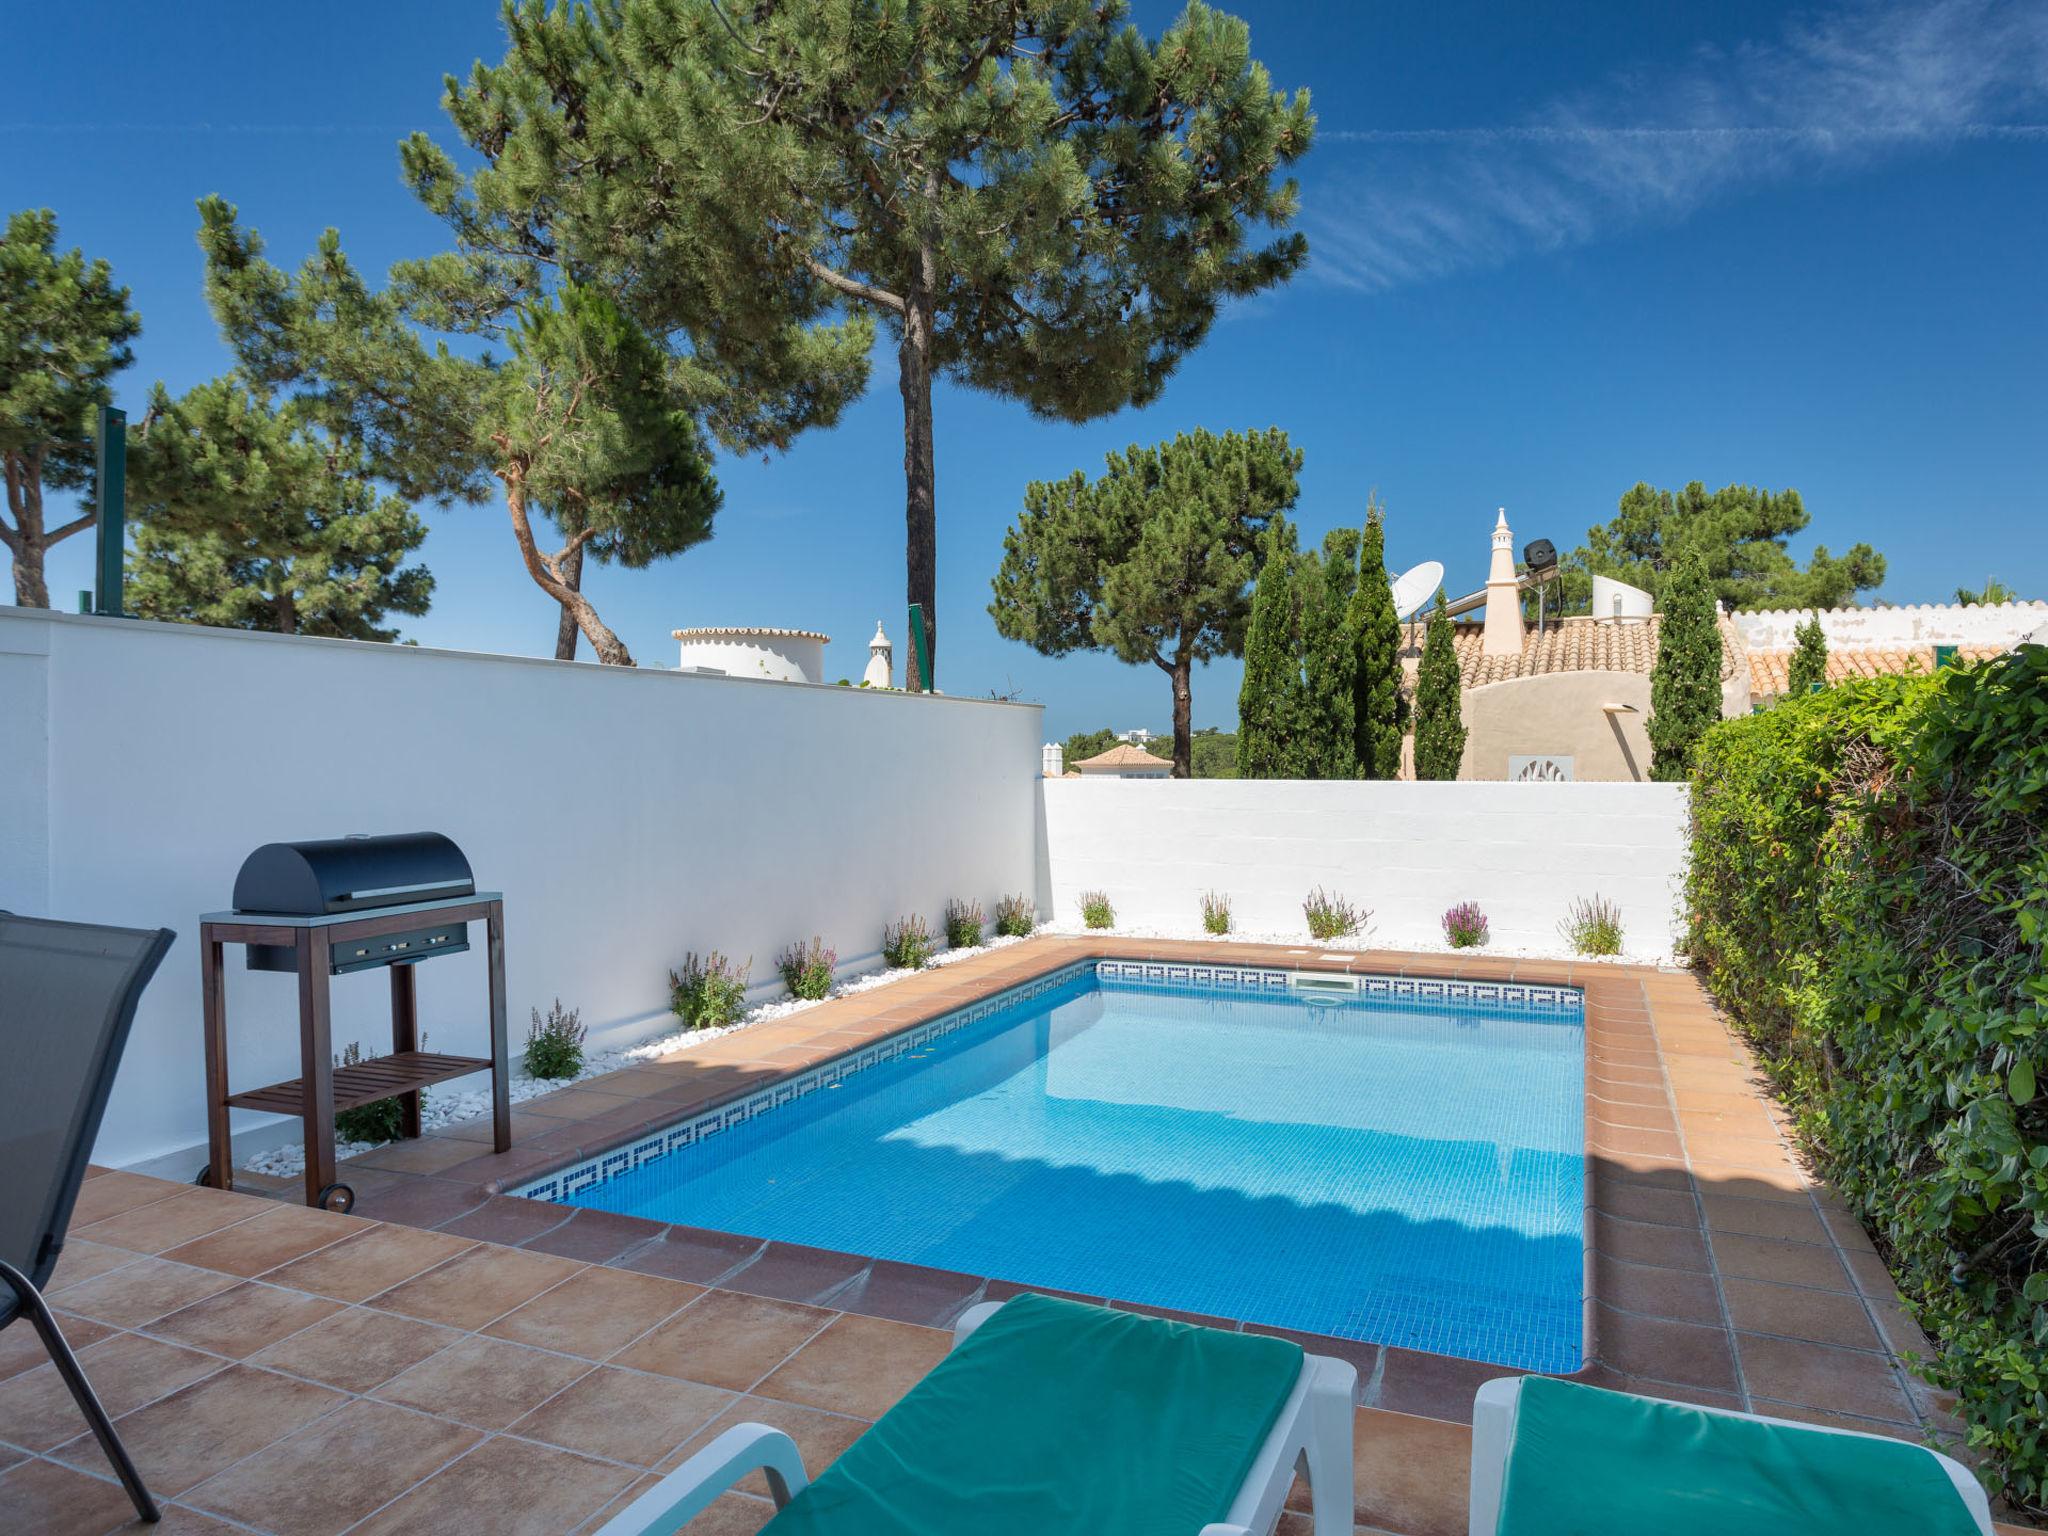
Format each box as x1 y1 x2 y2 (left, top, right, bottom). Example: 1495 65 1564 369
594 1300 1359 1536
1466 1375 1993 1535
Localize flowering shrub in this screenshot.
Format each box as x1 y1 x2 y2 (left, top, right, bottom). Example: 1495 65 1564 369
1687 647 2048 1510
994 893 1036 937
944 898 985 949
1079 891 1115 929
1559 895 1622 956
1201 891 1232 935
523 999 586 1079
1302 887 1366 941
883 915 936 969
776 937 836 1001
1441 902 1488 948
669 950 750 1029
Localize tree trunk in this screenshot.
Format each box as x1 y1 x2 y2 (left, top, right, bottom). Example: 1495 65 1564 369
896 249 938 691
10 544 49 608
4 449 50 608
497 459 635 666
1170 651 1194 779
553 540 585 661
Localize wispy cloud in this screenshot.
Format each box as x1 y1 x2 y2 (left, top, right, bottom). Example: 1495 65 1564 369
1306 0 2048 291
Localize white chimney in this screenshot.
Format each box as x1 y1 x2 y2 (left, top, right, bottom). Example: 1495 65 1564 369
1042 742 1064 778
862 621 894 689
1481 508 1525 657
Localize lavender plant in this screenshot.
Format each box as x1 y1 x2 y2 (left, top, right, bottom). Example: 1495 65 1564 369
1442 902 1489 949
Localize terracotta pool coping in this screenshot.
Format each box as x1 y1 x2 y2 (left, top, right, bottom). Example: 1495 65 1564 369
272 935 1961 1441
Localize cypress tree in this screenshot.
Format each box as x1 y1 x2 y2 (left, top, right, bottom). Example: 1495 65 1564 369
1298 534 1358 778
1237 519 1302 779
1345 504 1404 778
1648 551 1725 780
1412 591 1467 780
1786 614 1828 696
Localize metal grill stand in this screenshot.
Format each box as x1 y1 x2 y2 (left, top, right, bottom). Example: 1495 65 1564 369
199 894 509 1210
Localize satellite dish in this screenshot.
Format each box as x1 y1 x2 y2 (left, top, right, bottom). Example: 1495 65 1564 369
1388 560 1445 621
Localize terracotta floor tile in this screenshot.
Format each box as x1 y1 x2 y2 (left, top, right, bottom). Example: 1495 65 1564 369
437 1107 561 1143
611 1290 834 1391
439 1195 577 1248
345 1174 489 1230
1593 1182 1697 1228
1843 1247 1902 1300
161 1204 366 1279
145 1280 340 1359
1698 1193 1830 1243
0 1311 114 1382
183 1398 481 1536
1595 1255 1724 1326
521 1208 666 1265
518 1086 641 1121
755 1313 951 1419
615 1226 765 1286
1750 1398 1924 1441
1709 1230 1852 1291
1593 1213 1709 1271
72 1189 265 1258
485 1265 701 1360
1347 1407 1471 1536
510 1364 732 1467
368 1244 584 1330
342 1134 485 1175
248 1305 463 1394
1593 1305 1738 1392
347 1435 635 1536
52 1257 241 1329
1735 1332 1915 1422
65 1172 184 1228
53 1364 345 1496
628 1488 775 1535
1721 1278 1882 1350
1577 1363 1744 1412
262 1223 477 1303
372 1334 592 1430
664 1395 872 1496
42 1240 142 1296
824 1260 984 1327
1374 1348 1500 1423
0 1332 222 1451
0 1455 147 1536
1689 1167 1811 1203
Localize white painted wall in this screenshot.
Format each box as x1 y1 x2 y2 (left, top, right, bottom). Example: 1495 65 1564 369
1039 779 1688 957
672 628 828 683
1731 601 2046 650
1 609 1040 1171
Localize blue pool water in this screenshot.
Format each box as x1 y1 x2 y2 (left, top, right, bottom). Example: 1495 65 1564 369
561 971 1585 1371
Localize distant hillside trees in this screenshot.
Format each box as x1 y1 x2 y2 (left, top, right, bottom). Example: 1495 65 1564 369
1545 481 1885 615
0 210 140 608
992 428 1301 778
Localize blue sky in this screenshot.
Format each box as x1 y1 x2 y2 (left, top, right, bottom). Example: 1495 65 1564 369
5 0 2044 739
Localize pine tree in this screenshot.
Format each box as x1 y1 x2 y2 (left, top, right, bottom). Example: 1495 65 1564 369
0 210 141 607
1345 503 1404 779
1299 528 1359 777
1236 519 1303 779
127 378 430 639
1786 614 1828 696
427 1 1315 686
1412 591 1466 779
990 428 1300 777
1648 551 1725 780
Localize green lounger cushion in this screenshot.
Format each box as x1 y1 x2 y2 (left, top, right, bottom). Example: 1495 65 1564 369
1497 1375 1980 1535
763 1293 1305 1536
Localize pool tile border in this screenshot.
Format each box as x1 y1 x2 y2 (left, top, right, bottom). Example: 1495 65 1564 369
511 960 1584 1206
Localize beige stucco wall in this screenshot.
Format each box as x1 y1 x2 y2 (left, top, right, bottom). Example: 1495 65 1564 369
1459 670 1655 781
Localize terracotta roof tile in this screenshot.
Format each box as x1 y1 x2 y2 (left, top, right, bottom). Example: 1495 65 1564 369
1449 616 1667 687
1747 644 2004 698
1073 743 1172 770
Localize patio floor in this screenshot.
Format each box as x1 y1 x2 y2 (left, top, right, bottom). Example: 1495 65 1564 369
2 936 2024 1534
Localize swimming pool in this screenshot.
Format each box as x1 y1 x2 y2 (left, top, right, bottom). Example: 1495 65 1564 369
521 962 1586 1372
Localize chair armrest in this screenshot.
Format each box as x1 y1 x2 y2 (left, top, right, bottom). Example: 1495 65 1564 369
1197 1524 1253 1535
589 1423 808 1536
953 1300 1004 1347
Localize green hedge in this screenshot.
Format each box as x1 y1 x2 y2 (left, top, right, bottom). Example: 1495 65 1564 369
1686 644 2048 1508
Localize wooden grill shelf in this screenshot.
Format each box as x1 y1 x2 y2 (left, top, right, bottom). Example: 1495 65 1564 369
225 1050 495 1115
200 894 508 1211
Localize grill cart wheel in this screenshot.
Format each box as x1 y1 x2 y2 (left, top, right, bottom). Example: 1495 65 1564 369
315 1183 355 1214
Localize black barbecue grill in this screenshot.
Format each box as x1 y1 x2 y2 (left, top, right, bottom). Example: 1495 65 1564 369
200 833 509 1212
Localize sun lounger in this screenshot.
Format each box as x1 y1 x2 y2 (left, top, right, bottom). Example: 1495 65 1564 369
594 1291 1358 1535
1467 1374 1991 1535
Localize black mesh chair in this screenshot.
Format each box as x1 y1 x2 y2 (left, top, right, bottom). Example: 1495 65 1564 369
1 912 175 1523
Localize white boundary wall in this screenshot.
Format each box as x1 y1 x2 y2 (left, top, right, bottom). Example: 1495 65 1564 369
1 609 1041 1171
1730 600 2046 650
1039 779 1689 957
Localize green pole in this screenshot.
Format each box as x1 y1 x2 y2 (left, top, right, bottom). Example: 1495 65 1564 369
93 405 127 617
907 602 932 693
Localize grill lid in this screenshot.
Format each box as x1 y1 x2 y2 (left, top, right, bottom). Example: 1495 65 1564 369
232 833 474 917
